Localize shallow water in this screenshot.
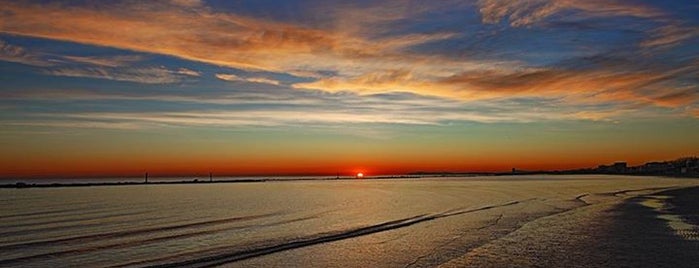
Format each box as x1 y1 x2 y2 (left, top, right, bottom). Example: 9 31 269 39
640 195 699 241
1 175 697 267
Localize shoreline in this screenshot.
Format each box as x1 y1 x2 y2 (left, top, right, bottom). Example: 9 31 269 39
0 175 425 189
2 173 697 189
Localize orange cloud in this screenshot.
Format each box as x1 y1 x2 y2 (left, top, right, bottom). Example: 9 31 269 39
0 1 332 71
641 24 699 49
0 1 508 84
477 0 663 27
294 65 697 112
2 1 696 121
643 87 697 108
441 68 662 94
476 0 696 49
447 67 699 108
0 1 466 74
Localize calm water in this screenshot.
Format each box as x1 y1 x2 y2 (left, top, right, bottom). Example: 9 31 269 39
1 175 697 267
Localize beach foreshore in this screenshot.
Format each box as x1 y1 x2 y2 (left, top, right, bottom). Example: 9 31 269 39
441 186 699 267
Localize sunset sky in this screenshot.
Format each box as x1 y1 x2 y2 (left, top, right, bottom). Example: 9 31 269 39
1 0 698 178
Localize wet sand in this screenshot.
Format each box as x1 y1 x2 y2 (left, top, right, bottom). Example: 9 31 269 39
442 186 699 267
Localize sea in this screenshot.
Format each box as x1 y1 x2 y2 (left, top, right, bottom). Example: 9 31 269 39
1 175 698 267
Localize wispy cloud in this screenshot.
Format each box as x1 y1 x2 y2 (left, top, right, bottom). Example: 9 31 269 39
692 108 699 118
641 24 699 49
0 88 323 106
476 0 696 50
4 121 142 130
0 1 511 85
3 90 668 131
46 66 198 84
0 39 51 66
18 103 654 130
0 0 697 124
215 73 281 85
0 39 202 83
293 63 698 113
476 0 663 27
176 68 201 77
168 0 203 7
59 55 143 67
5 0 687 106
0 1 358 72
441 64 698 107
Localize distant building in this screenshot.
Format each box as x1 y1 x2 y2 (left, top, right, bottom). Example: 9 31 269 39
612 162 627 173
642 162 670 172
597 162 627 173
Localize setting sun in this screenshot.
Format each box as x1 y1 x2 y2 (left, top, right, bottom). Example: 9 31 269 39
356 173 364 178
